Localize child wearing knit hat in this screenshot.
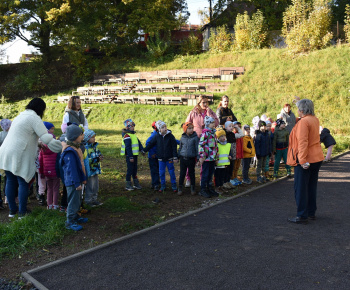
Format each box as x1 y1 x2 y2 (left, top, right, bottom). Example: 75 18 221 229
39 121 60 210
254 120 272 183
242 125 255 184
60 124 88 231
177 122 198 196
145 121 161 191
83 129 103 207
214 128 234 195
121 119 144 191
143 121 178 193
198 116 219 198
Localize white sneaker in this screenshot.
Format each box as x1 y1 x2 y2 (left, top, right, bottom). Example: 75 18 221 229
185 180 191 188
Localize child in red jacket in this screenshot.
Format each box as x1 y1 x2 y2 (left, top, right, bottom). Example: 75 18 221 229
231 121 244 186
39 122 60 210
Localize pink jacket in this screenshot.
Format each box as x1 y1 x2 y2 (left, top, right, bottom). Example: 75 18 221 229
39 144 58 177
186 108 219 138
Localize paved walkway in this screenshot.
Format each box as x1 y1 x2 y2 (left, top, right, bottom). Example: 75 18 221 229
23 153 350 290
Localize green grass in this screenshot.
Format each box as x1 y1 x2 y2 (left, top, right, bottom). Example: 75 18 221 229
0 208 67 259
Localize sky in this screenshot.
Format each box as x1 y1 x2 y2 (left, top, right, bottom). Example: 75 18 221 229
0 0 209 64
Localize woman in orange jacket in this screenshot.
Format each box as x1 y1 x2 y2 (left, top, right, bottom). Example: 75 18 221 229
287 98 324 224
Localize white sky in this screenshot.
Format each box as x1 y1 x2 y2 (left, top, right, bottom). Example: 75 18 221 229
0 0 208 64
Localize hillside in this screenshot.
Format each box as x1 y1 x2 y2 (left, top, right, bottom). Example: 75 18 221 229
1 45 350 153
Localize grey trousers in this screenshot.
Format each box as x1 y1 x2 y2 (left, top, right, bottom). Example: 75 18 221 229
85 175 99 204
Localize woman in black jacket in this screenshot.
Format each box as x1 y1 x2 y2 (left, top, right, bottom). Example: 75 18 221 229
216 95 237 126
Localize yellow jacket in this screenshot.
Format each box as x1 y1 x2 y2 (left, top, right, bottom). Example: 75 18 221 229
242 135 255 158
287 115 324 166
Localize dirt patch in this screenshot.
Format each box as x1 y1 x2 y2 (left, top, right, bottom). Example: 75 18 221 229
0 156 286 283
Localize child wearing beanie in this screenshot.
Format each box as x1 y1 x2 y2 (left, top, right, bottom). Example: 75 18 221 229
145 121 161 191
83 129 103 206
214 128 234 194
60 124 87 231
39 122 60 210
177 122 198 196
143 121 178 193
230 121 244 186
242 125 255 184
198 116 219 198
121 119 144 191
272 119 291 178
254 120 272 183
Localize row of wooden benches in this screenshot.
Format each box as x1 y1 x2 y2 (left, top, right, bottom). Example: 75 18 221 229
55 94 214 105
73 84 208 95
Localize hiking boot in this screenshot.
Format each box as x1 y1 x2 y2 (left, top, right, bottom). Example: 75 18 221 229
185 180 191 188
177 185 183 196
125 181 134 191
171 183 178 193
199 189 211 198
190 185 196 196
66 222 83 231
133 179 142 190
257 175 264 184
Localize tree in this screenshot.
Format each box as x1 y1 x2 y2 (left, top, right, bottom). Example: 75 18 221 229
345 4 350 42
0 0 189 61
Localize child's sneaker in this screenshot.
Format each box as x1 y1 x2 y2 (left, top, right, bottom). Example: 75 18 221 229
154 184 160 191
222 182 232 190
215 187 224 195
171 183 178 193
177 185 183 196
47 205 53 210
38 194 46 206
286 169 292 177
133 179 142 190
125 181 134 191
59 206 67 213
8 210 18 218
77 217 88 224
230 179 240 186
236 178 242 185
199 189 211 198
257 176 264 183
208 187 219 197
190 185 196 196
242 178 252 185
53 205 59 210
66 223 83 231
92 201 103 207
159 185 166 193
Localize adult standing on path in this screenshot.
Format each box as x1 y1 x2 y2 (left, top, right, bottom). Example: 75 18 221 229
185 96 219 187
62 96 88 130
287 98 324 224
0 98 62 218
186 95 219 138
280 103 296 134
215 95 237 125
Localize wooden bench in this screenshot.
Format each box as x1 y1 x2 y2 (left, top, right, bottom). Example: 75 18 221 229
136 96 158 105
105 78 123 84
117 95 135 103
161 96 183 105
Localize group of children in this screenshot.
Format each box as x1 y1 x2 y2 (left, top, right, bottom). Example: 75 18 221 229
121 115 298 199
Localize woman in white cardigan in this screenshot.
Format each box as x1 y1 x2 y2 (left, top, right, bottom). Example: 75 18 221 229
0 98 62 218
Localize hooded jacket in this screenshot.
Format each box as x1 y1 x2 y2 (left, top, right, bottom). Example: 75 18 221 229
216 107 237 125
122 129 144 158
198 128 218 161
320 128 336 148
254 130 271 157
143 130 178 161
39 140 58 178
243 135 256 158
178 132 199 158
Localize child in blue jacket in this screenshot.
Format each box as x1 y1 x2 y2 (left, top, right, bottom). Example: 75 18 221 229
60 124 87 231
146 121 161 191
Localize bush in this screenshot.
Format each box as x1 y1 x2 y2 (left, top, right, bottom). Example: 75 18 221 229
345 4 350 43
233 10 267 50
282 0 333 54
208 25 232 53
146 33 170 60
180 33 202 55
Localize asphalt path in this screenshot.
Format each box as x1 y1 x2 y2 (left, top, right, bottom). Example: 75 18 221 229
24 153 350 290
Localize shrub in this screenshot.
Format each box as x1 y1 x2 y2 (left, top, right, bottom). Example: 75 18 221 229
208 25 232 53
233 10 267 50
180 33 202 55
345 4 350 43
146 33 170 60
282 0 333 54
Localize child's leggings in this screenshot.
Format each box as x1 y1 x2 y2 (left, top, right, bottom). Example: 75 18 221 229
326 145 334 160
179 157 196 186
274 149 291 172
231 159 241 179
45 176 60 206
159 160 176 185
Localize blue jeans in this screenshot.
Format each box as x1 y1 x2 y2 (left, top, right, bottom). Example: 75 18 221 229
66 185 82 225
5 171 29 214
149 157 160 187
126 156 138 181
159 160 176 185
293 161 322 218
201 161 215 190
242 158 251 180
